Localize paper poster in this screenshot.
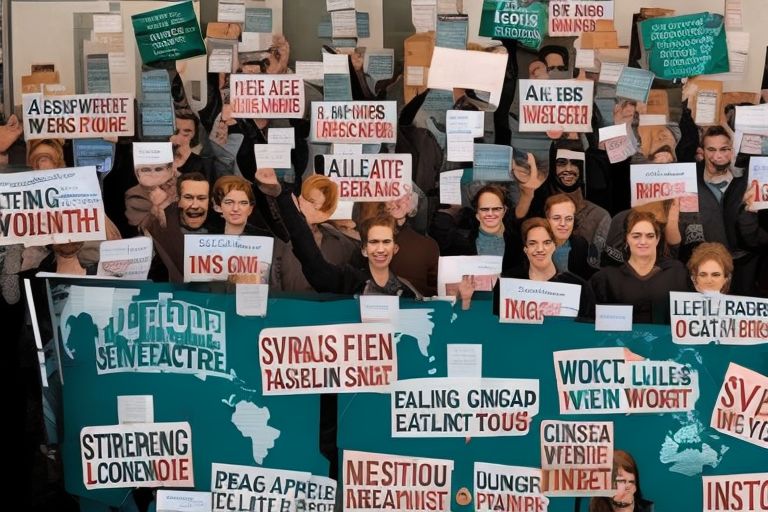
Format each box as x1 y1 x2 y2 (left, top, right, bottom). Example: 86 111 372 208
81 422 193 489
499 278 582 323
73 139 116 174
711 363 767 449
156 490 211 512
670 292 768 345
615 67 654 103
479 0 548 50
549 1 614 36
747 156 768 210
218 0 245 23
439 169 464 205
437 255 503 297
554 347 699 415
183 235 273 283
211 463 310 512
594 305 633 331
97 237 153 280
22 93 134 139
364 49 395 82
427 47 508 109
518 80 594 132
311 101 397 144
259 323 396 395
133 141 173 165
0 167 105 247
253 144 292 169
703 473 768 512
359 295 399 323
473 144 513 181
343 450 453 511
131 1 206 64
412 0 437 32
446 344 482 378
475 463 549 512
540 420 613 497
391 377 539 437
639 12 729 79
322 154 412 201
229 74 305 119
599 123 635 164
630 163 698 210
117 395 154 424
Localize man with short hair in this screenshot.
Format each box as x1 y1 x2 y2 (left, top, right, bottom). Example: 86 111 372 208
177 173 210 233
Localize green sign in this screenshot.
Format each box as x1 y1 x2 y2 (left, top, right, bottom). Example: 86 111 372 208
640 12 729 79
131 1 206 64
479 0 549 50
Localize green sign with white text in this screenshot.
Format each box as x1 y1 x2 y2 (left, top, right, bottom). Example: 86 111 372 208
131 1 206 64
479 0 549 50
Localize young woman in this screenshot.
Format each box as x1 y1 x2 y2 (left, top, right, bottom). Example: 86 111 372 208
212 175 270 236
545 193 596 280
589 450 653 512
687 242 733 293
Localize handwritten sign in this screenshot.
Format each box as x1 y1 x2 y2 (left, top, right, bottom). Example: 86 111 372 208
479 0 548 49
630 163 698 209
499 278 582 324
131 1 206 64
0 167 105 247
519 80 594 132
670 292 768 345
323 154 412 201
703 473 768 512
711 363 768 449
230 74 305 119
183 235 273 283
311 101 397 144
475 463 549 512
22 93 134 139
211 463 310 512
747 156 768 211
549 1 614 36
81 422 193 489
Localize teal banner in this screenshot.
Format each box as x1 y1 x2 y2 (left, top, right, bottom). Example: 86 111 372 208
479 0 549 50
640 12 729 79
131 1 206 64
51 280 767 510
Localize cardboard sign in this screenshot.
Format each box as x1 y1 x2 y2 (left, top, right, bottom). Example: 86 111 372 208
475 463 549 512
703 473 768 512
258 323 397 395
183 235 273 283
323 154 412 201
630 163 698 209
343 450 453 512
310 101 397 144
711 363 768 449
519 80 594 132
540 420 614 497
549 1 614 36
747 157 768 211
131 1 206 64
499 278 582 323
479 0 548 49
81 422 193 489
670 292 768 345
22 93 134 139
640 12 729 79
211 463 311 512
229 74 305 119
0 167 105 247
391 377 540 437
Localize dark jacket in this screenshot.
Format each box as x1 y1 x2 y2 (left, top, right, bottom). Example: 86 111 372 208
563 234 598 281
390 223 439 297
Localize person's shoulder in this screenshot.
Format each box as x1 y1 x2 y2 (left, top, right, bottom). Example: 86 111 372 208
657 257 685 271
555 271 587 286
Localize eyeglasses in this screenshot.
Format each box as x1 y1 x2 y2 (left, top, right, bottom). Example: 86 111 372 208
221 199 252 208
549 215 574 224
478 206 505 213
526 240 554 248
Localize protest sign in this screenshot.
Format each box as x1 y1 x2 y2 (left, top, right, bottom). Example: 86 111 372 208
230 74 305 119
554 347 699 415
670 292 768 345
437 255 502 297
322 154 412 201
305 475 337 512
211 463 311 512
519 80 594 132
540 420 614 497
133 142 173 166
310 101 397 144
156 490 211 512
183 235 273 283
81 422 193 489
640 12 729 79
630 163 698 210
427 47 508 109
549 1 614 36
479 0 548 49
599 123 636 164
475 463 549 512
343 450 453 511
703 473 768 512
499 278 582 324
22 93 134 139
97 237 153 280
616 67 655 103
391 377 539 437
747 156 768 211
258 323 396 395
0 167 105 247
711 363 767 449
131 1 206 64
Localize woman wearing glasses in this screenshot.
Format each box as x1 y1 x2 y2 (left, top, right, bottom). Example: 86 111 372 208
589 450 653 512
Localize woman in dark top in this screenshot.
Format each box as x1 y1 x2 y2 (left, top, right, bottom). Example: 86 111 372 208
545 193 596 280
590 210 688 324
588 450 653 512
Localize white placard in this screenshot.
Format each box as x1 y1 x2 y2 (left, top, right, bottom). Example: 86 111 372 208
235 283 269 317
428 47 508 108
133 142 173 165
360 295 400 323
229 74 305 119
183 235 274 283
439 169 463 205
117 395 154 424
595 305 633 331
22 93 135 139
268 127 296 148
518 79 594 132
437 255 502 297
447 344 482 378
311 101 398 144
156 490 211 512
97 237 153 280
630 163 698 208
499 278 582 323
254 143 292 169
93 14 123 34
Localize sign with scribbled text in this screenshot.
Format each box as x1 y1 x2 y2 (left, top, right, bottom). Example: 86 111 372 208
475 462 549 512
22 93 134 139
702 473 768 512
519 80 593 132
549 1 614 36
311 101 397 144
323 154 412 201
671 292 768 345
711 363 768 449
230 74 305 119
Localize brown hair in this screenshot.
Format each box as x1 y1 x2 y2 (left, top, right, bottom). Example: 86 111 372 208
521 217 555 243
471 184 507 210
701 124 731 146
177 172 209 196
301 174 339 213
625 209 661 238
544 193 577 216
589 450 647 512
687 242 734 291
212 175 254 205
358 213 398 245
27 138 65 169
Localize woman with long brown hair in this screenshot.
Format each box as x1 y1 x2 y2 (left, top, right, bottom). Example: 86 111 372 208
589 450 653 512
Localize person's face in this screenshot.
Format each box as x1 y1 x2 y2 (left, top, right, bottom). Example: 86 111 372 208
547 202 576 243
178 180 210 230
175 118 196 146
136 163 173 188
649 126 676 155
475 192 506 233
32 150 58 170
613 101 637 125
693 259 728 293
52 242 84 258
218 190 253 228
626 220 658 258
362 225 398 271
386 193 412 222
652 150 675 164
544 52 565 72
528 61 549 79
555 158 580 188
299 187 330 226
524 227 555 272
613 467 637 504
702 135 733 176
